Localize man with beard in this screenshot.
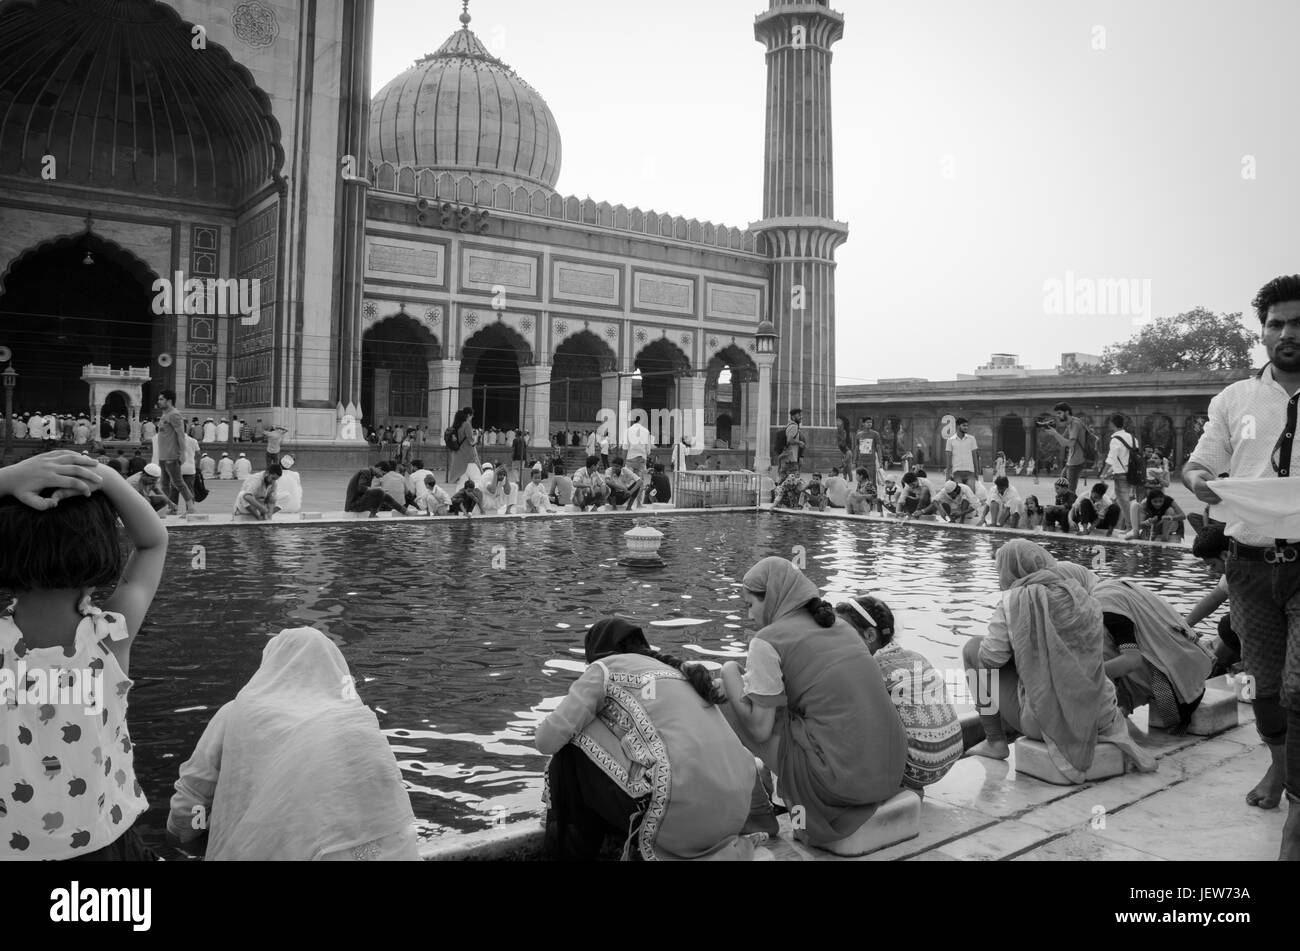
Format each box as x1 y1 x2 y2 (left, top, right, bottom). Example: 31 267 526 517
1183 274 1300 861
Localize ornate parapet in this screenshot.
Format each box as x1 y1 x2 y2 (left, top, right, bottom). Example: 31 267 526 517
366 164 761 254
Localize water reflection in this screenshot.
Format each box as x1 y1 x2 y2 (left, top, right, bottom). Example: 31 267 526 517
130 513 1218 850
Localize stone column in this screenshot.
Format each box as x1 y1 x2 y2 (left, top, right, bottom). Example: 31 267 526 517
677 372 706 452
601 368 632 446
740 380 760 451
427 359 460 437
1023 418 1035 466
520 364 552 447
754 353 776 473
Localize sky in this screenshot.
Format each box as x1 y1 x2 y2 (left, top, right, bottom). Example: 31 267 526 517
371 0 1295 383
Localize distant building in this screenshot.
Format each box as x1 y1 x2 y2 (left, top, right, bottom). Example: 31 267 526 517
837 368 1249 471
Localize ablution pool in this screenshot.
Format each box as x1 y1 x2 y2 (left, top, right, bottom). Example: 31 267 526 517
125 511 1218 854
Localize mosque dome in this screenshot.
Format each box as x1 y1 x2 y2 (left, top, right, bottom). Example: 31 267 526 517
369 8 562 192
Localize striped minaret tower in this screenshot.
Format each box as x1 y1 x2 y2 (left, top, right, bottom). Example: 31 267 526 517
752 1 848 461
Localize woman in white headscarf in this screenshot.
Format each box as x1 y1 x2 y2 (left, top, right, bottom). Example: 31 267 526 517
166 627 420 860
962 539 1157 781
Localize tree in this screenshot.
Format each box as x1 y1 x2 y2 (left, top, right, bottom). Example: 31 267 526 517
1065 308 1257 374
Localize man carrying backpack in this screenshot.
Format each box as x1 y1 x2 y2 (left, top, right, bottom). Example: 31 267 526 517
775 408 806 477
1039 401 1092 494
1100 412 1142 531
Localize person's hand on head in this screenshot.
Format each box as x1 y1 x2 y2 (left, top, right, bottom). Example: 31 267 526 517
0 451 106 509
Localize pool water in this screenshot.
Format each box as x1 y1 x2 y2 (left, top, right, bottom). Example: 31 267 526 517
123 513 1221 853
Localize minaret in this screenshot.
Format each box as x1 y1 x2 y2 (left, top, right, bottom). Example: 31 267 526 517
752 1 848 460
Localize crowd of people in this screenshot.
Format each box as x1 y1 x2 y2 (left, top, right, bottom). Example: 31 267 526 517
0 275 1295 863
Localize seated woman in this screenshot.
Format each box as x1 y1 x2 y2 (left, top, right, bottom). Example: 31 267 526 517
1055 562 1214 735
961 539 1157 781
1129 487 1186 542
846 468 878 515
167 627 420 860
1021 494 1045 531
775 473 803 509
719 557 907 848
534 619 757 861
835 595 964 792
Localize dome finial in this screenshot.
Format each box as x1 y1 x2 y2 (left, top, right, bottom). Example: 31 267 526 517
459 0 471 28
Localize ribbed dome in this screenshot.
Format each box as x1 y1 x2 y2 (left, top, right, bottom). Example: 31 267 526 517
0 0 282 205
369 18 561 192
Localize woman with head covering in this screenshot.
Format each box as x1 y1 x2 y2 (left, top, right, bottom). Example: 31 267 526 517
719 557 907 848
447 408 480 485
1055 562 1214 735
835 595 966 791
535 619 758 861
961 539 1157 781
167 627 420 860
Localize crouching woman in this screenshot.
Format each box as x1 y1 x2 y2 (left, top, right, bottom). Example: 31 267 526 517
962 539 1157 781
535 619 757 861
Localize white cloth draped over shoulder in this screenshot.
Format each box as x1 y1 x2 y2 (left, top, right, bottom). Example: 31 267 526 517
167 627 419 861
1206 477 1300 541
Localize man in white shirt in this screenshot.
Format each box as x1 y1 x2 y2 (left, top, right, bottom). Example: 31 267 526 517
217 451 235 479
1183 274 1300 856
27 411 45 441
944 417 980 489
1070 481 1121 536
199 452 216 479
203 418 217 443
933 480 979 524
1100 413 1139 531
572 455 610 511
824 468 852 508
624 417 654 479
180 432 201 503
987 475 1023 528
234 452 253 479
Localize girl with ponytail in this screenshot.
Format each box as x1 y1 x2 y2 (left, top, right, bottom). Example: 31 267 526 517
718 557 908 849
534 618 757 861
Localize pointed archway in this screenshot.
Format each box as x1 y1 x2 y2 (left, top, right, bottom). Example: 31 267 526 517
633 338 691 414
361 314 441 426
461 322 532 430
705 344 757 448
0 232 161 416
551 330 616 431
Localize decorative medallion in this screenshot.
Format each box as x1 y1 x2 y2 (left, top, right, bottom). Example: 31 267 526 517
520 316 533 332
232 1 280 49
746 341 756 352
425 306 442 321
604 326 618 340
554 319 569 336
635 329 647 344
709 337 720 349
363 300 378 320
680 333 692 348
464 311 480 329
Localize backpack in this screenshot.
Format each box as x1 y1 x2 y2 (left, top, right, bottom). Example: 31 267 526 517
1080 424 1099 465
1112 433 1143 484
443 427 460 451
193 470 210 503
773 428 788 456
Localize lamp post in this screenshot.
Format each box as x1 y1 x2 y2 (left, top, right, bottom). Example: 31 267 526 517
753 322 778 506
1 365 16 466
225 374 239 459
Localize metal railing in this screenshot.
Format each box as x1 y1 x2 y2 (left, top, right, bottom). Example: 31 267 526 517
674 470 761 509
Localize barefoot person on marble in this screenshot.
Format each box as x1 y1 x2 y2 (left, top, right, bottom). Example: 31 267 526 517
1181 274 1300 860
718 557 907 849
961 540 1157 781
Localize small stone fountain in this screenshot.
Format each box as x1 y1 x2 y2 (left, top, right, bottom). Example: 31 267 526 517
619 518 665 568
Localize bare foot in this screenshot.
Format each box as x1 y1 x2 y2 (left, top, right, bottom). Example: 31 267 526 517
1281 796 1300 861
965 739 1010 760
1247 762 1284 809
